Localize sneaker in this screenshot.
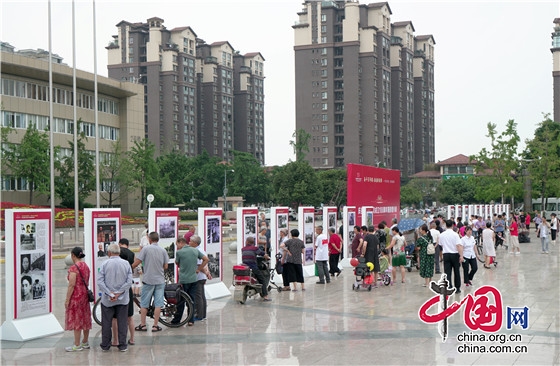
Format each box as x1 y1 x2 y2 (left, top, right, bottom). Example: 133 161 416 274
316 281 325 284
65 345 83 352
80 342 90 349
464 283 470 287
509 252 514 254
546 251 549 254
515 252 520 255
119 348 128 352
542 251 546 254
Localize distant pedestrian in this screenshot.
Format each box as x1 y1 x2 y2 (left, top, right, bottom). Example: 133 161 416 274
283 229 306 291
461 227 477 287
482 222 496 268
328 227 342 277
314 226 330 284
537 217 550 254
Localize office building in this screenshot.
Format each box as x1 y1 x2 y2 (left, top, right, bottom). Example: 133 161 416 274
0 43 144 211
106 17 265 163
293 1 435 176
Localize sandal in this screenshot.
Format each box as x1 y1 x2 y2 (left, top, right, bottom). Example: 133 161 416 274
187 322 194 326
135 324 147 331
152 325 162 332
128 340 135 346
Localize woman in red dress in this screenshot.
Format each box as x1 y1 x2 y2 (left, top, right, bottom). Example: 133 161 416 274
64 247 92 352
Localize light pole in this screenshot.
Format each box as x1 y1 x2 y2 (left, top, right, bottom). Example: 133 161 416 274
190 181 195 202
223 169 234 212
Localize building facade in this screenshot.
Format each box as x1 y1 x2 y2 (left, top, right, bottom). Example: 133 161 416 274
293 1 435 176
106 17 265 164
0 45 144 211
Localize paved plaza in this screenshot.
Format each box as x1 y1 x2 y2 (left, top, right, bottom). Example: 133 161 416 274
1 230 559 365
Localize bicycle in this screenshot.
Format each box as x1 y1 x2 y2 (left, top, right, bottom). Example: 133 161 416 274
92 286 194 328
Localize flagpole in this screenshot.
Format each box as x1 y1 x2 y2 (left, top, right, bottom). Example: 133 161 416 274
48 0 55 244
72 0 79 240
93 0 100 208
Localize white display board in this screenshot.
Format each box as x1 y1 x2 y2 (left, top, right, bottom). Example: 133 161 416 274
0 209 63 341
198 208 229 299
236 207 259 265
84 208 121 298
148 208 179 281
361 206 374 227
322 206 338 231
297 207 315 277
270 207 289 270
339 206 357 268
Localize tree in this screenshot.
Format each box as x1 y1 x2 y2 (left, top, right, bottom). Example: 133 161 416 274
289 128 310 162
436 177 477 205
272 161 322 207
100 140 135 207
316 168 346 209
128 139 159 211
524 114 560 207
185 150 224 204
401 178 440 207
1 123 52 204
400 183 423 207
229 150 271 205
470 120 522 203
55 120 95 208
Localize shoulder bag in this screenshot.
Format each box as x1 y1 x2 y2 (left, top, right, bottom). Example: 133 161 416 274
75 263 95 302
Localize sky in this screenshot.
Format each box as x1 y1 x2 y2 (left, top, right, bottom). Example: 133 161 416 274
1 0 558 167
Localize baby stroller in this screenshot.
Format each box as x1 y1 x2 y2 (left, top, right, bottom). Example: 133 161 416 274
378 254 391 286
267 253 284 293
351 257 375 291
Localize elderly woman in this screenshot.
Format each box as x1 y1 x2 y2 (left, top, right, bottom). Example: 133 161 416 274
416 224 434 287
64 247 92 352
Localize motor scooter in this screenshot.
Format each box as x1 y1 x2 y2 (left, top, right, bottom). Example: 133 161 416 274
232 256 269 304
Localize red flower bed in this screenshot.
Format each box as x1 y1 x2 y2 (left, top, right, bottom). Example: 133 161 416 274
0 202 145 230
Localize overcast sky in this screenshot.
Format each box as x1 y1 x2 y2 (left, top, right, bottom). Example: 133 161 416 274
1 0 557 167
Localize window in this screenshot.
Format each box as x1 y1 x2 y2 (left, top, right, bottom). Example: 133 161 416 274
321 14 326 22
321 103 328 111
322 136 328 143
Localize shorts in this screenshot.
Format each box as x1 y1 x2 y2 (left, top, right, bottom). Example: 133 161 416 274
140 283 165 308
392 253 406 267
510 235 519 249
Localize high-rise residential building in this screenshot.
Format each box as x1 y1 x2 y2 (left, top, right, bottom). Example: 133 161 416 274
106 17 265 163
0 43 144 211
293 1 434 176
552 18 560 122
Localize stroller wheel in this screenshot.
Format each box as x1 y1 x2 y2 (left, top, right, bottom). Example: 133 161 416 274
368 285 372 291
277 287 282 292
268 285 272 292
407 267 412 272
383 275 391 286
352 284 356 290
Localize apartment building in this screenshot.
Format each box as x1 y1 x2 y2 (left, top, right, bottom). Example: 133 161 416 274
106 17 265 164
0 44 144 211
293 1 434 176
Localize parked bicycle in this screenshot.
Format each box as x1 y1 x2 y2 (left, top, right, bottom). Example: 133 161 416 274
92 286 194 328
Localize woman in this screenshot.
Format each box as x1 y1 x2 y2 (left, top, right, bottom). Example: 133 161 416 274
416 224 434 287
537 217 550 254
21 275 33 301
64 247 92 352
482 222 496 269
387 226 406 284
461 226 478 286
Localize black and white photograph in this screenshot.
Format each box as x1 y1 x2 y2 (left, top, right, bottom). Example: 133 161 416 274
20 274 33 301
30 253 46 271
304 214 314 224
31 272 46 300
164 241 175 259
277 214 288 229
305 247 314 263
245 215 256 235
207 217 221 244
20 254 31 274
328 213 336 228
164 263 175 282
158 218 176 239
207 252 220 278
20 222 36 251
305 232 313 244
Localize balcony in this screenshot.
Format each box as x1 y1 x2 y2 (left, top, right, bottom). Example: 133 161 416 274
239 66 252 74
205 56 218 64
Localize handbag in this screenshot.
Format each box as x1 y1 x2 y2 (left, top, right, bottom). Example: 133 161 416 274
426 242 435 255
75 264 95 302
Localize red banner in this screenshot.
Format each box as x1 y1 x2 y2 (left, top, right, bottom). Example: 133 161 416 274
347 163 401 225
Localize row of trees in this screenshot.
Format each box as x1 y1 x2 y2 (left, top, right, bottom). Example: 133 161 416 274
401 115 560 208
2 115 558 211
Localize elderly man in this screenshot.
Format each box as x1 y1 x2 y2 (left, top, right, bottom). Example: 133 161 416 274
183 225 196 243
132 232 169 333
173 236 208 326
314 226 330 284
241 236 271 301
97 243 133 352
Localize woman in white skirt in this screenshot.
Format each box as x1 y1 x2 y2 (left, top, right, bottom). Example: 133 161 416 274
482 222 496 269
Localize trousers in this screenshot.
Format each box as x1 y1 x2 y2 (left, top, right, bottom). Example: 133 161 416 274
101 303 128 351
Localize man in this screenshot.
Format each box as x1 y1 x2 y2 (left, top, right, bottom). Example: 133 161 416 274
174 236 209 325
241 237 271 301
525 212 531 232
439 220 464 293
494 214 506 249
362 226 380 287
191 236 211 322
389 218 398 235
132 232 169 332
183 225 196 243
328 227 342 277
97 243 133 352
111 238 136 346
432 220 443 274
314 226 330 284
509 212 520 255
284 229 306 291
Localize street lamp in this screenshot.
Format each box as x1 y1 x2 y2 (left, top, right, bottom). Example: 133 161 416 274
147 194 154 211
223 169 234 212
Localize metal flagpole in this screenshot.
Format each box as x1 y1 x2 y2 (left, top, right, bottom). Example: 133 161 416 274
48 0 55 244
72 0 79 240
93 0 100 208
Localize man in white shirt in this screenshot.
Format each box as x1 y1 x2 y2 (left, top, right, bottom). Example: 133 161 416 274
429 221 441 273
439 219 464 294
551 213 558 245
314 226 330 284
